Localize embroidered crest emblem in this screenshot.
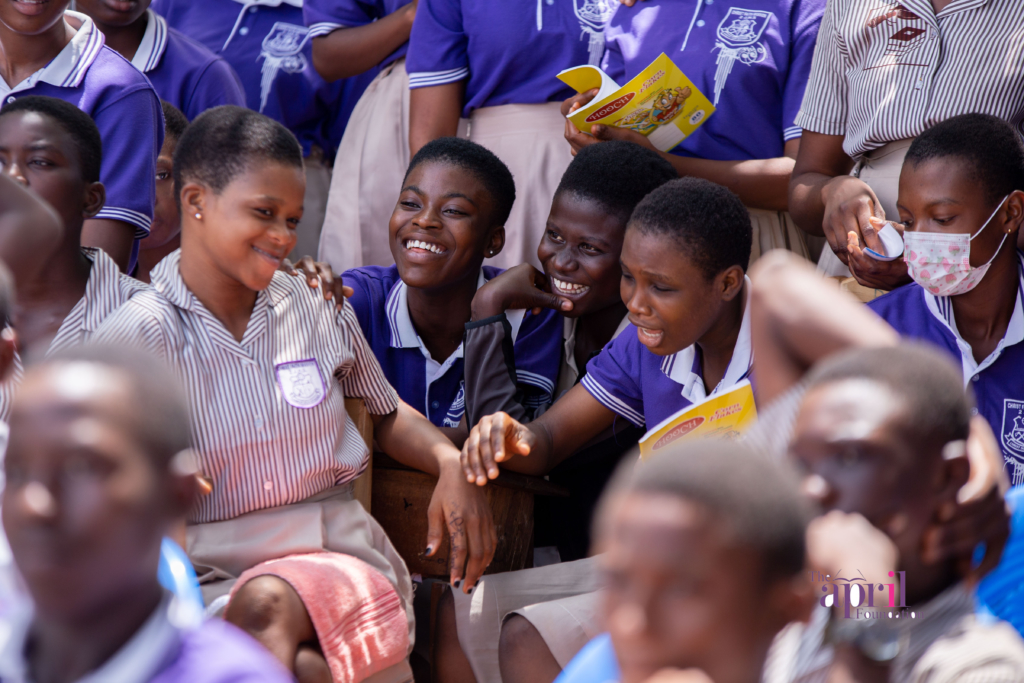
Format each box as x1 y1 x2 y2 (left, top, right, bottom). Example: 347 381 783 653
1001 399 1024 486
711 8 772 106
863 3 929 67
258 22 310 114
276 359 326 409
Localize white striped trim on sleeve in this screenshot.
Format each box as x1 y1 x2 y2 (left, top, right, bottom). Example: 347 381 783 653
408 66 469 89
94 206 152 239
308 21 345 38
580 374 646 427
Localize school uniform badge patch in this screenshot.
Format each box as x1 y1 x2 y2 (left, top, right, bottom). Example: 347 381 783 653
1002 399 1024 486
258 22 311 113
712 8 772 105
276 359 326 409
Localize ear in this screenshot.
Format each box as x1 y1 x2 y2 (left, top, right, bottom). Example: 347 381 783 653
938 438 971 503
0 327 17 381
1005 190 1024 237
717 264 745 301
82 181 106 219
485 225 505 259
180 182 207 223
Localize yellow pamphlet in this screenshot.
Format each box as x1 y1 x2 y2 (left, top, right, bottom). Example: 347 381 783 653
638 380 757 460
557 52 716 152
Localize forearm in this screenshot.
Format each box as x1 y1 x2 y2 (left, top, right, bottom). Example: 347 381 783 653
788 131 857 236
788 169 834 236
409 82 464 155
81 218 134 272
667 154 796 212
311 5 415 81
373 400 462 476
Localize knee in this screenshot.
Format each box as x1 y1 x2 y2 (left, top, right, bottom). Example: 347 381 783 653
499 614 545 664
226 575 301 633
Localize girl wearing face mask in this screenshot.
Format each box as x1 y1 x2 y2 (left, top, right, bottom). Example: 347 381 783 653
867 114 1024 485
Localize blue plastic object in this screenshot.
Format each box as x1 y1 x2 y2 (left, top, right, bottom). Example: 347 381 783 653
977 485 1024 635
555 633 620 683
158 537 205 612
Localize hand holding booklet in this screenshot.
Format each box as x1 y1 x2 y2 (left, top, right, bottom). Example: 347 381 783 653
638 380 757 460
558 53 716 152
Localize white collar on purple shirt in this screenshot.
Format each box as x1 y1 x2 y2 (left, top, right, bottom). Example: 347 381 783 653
385 270 527 361
131 10 169 74
0 12 104 96
659 276 753 404
923 251 1024 384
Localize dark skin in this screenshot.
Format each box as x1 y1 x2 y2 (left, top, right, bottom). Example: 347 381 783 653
792 378 973 683
409 82 465 155
2 364 197 683
599 493 812 683
135 132 178 283
0 0 133 270
460 228 746 485
311 1 416 82
471 192 628 372
0 110 105 355
893 158 1024 363
73 0 150 61
561 92 801 212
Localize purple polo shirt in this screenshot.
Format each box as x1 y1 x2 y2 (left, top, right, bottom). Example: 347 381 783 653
868 252 1024 487
345 265 563 427
406 0 618 117
304 0 408 68
152 0 375 156
581 282 753 428
130 9 246 121
152 619 294 683
0 12 162 265
602 0 824 160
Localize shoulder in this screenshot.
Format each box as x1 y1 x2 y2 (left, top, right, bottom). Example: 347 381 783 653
101 289 178 329
342 265 401 318
165 25 223 68
87 47 160 95
912 614 1024 683
867 284 932 331
157 620 294 683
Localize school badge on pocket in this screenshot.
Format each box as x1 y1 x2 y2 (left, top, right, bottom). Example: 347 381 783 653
276 359 326 409
1001 399 1024 486
258 22 311 113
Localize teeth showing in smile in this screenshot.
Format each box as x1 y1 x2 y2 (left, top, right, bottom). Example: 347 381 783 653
405 239 445 255
637 327 662 342
551 277 590 295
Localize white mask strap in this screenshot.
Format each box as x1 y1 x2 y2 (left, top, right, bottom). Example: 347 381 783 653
970 195 1010 240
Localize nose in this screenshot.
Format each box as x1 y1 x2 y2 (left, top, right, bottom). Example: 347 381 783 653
551 245 577 273
623 281 650 317
2 160 27 187
20 481 58 521
411 202 442 231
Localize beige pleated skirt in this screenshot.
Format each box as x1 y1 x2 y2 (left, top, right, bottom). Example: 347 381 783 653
817 138 915 277
318 59 412 273
468 102 574 270
747 208 812 266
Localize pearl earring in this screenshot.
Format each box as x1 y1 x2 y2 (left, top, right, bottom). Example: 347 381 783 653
194 213 202 220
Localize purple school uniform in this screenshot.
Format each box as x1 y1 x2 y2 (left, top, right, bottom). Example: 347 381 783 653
0 12 162 256
602 0 824 160
130 9 246 121
581 282 753 427
304 0 409 67
869 252 1024 487
151 0 374 156
406 0 619 117
344 265 563 427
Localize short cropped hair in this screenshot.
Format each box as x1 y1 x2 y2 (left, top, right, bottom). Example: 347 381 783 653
806 343 972 449
629 177 752 280
173 106 303 205
906 114 1024 205
160 101 189 144
597 442 810 583
41 345 191 468
404 137 516 227
555 141 677 222
0 95 102 183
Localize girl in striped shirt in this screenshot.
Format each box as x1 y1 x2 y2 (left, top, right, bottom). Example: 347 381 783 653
95 106 496 681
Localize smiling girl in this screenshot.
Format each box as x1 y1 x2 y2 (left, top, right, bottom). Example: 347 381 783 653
343 137 562 447
93 108 497 680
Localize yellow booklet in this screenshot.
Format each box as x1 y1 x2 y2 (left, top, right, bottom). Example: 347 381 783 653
557 52 716 152
638 380 757 460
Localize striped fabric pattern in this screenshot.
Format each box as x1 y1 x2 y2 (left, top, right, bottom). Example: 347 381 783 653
92 250 399 524
407 66 470 88
308 21 345 38
93 206 153 239
0 248 148 420
796 0 1024 158
134 9 170 73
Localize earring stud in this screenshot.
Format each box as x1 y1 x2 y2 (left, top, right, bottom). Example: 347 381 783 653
194 213 202 220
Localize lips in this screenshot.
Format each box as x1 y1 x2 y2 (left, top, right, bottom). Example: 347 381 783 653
551 276 590 297
635 324 664 348
252 244 285 266
11 0 50 15
404 239 446 255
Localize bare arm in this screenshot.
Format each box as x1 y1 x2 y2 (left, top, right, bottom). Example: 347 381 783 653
311 2 417 82
461 383 617 484
748 250 898 405
409 81 464 156
81 218 134 272
371 400 496 590
562 93 799 211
